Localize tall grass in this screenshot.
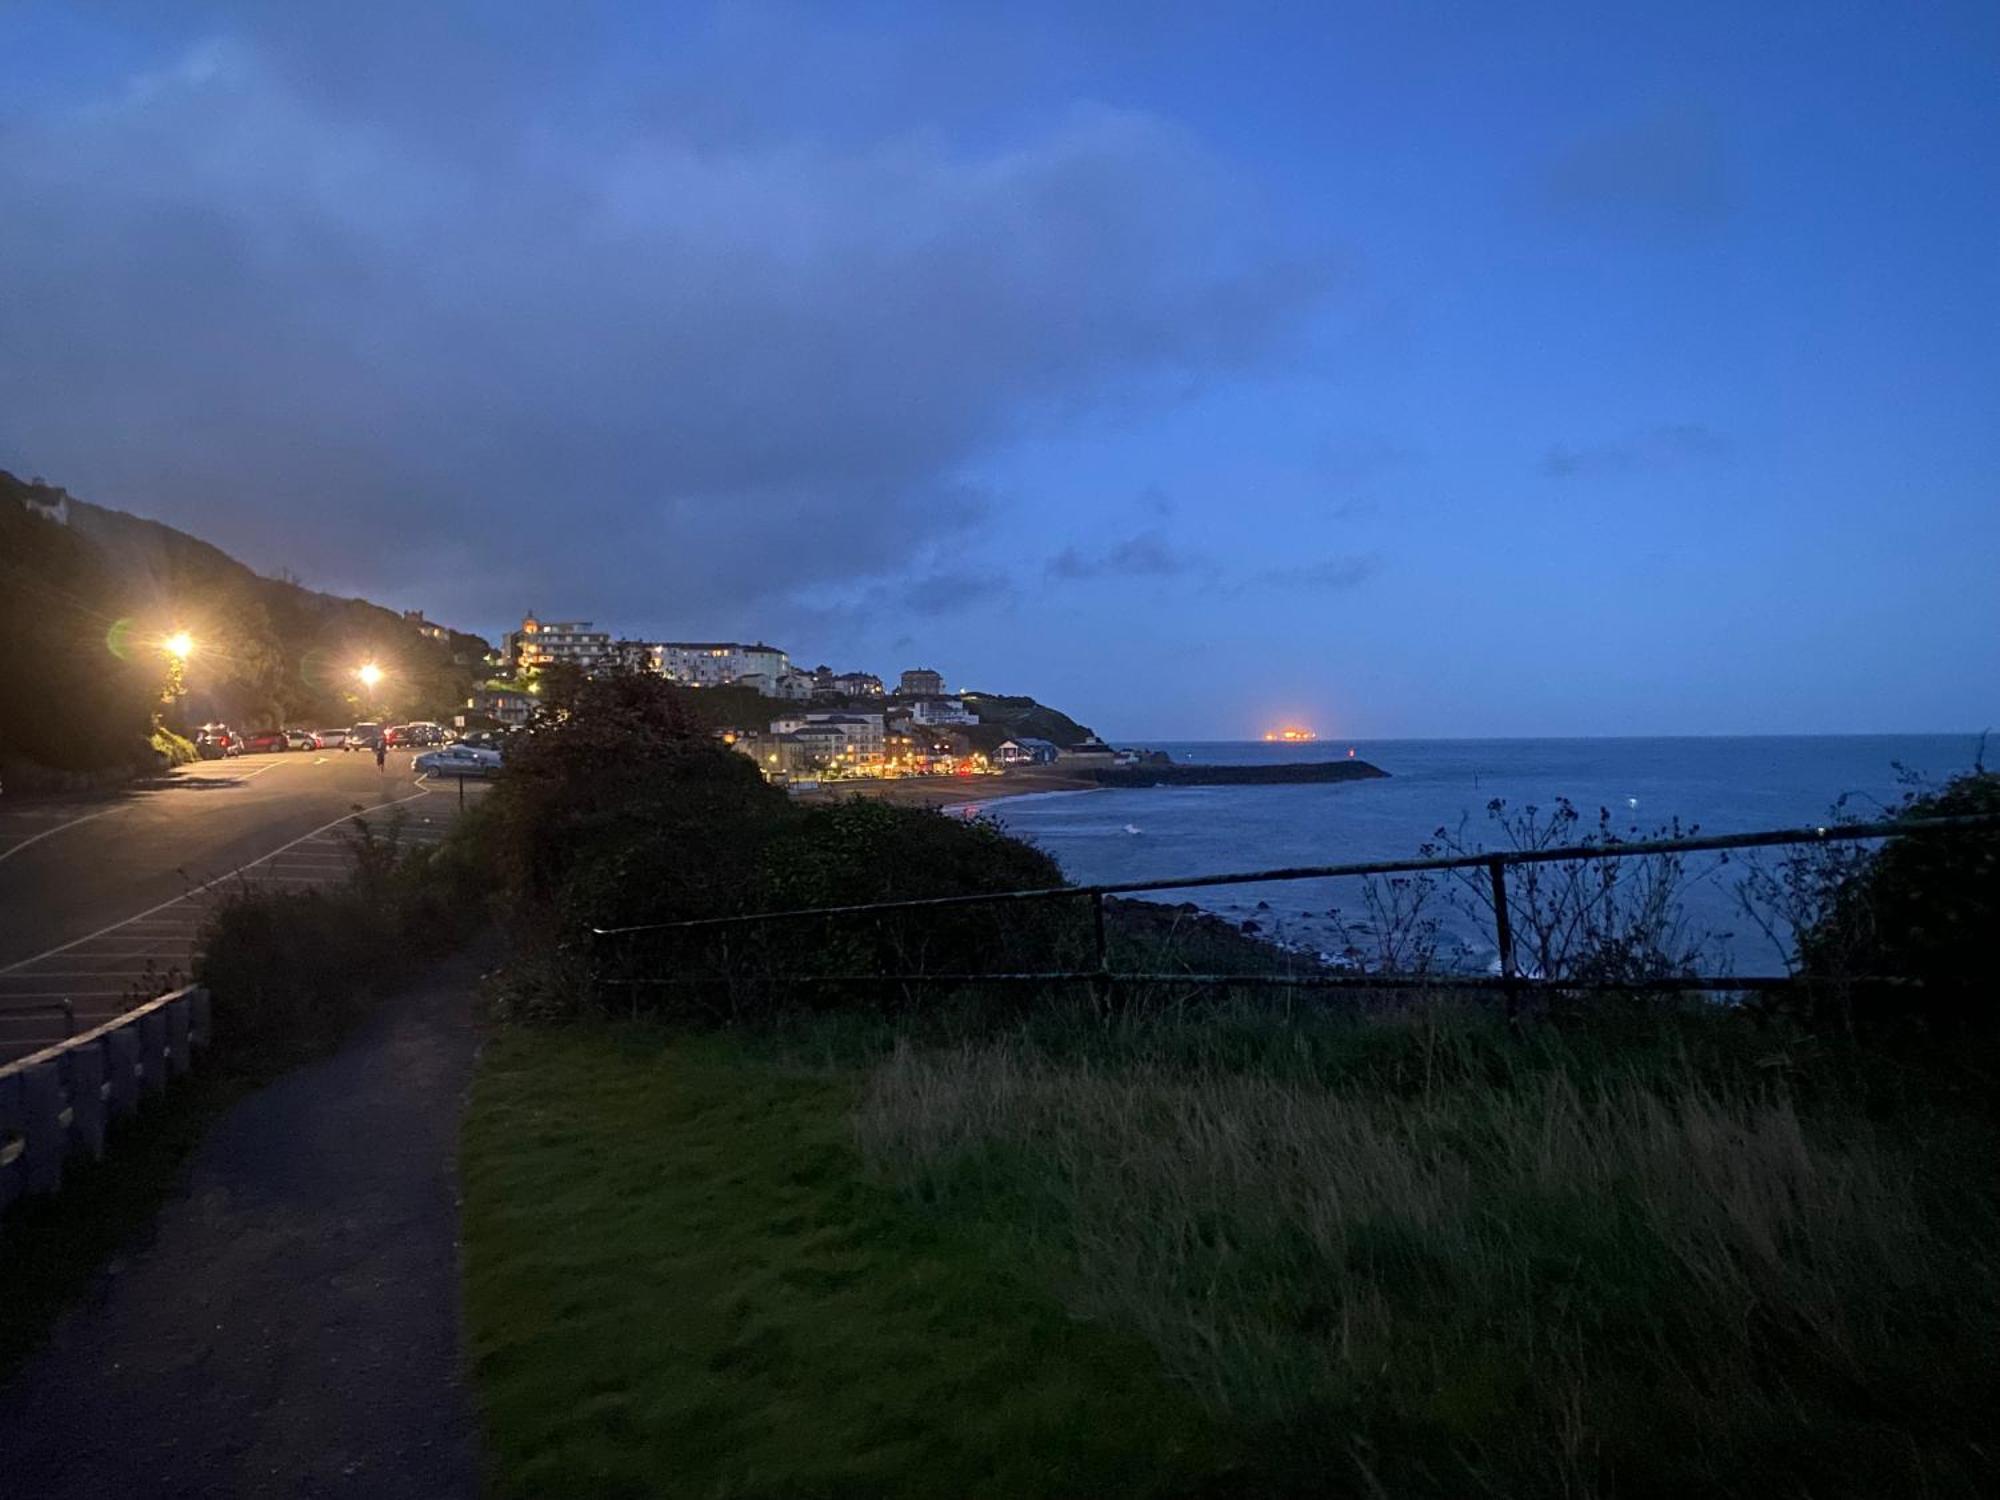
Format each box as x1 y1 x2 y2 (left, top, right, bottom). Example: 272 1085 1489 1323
854 1003 2000 1497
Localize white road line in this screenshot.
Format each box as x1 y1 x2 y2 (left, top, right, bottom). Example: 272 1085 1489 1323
0 807 118 865
0 781 436 977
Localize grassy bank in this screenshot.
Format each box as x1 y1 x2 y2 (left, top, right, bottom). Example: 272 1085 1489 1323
461 999 2000 1498
462 1028 1223 1498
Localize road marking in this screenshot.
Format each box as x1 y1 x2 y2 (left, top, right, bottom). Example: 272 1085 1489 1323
0 807 118 865
0 781 436 978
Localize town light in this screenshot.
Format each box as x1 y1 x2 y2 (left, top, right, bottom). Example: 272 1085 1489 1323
163 630 194 660
357 661 384 689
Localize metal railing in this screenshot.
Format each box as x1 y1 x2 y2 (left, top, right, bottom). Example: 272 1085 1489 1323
0 985 211 1216
589 813 2000 1009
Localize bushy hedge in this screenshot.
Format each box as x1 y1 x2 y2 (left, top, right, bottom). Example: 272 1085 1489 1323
1802 769 2000 1044
476 668 1083 1018
195 811 492 1063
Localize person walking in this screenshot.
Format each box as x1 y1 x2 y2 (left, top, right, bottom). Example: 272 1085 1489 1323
375 737 388 773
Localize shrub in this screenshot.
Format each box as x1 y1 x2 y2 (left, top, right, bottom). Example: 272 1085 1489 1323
195 808 491 1065
1802 769 2000 1043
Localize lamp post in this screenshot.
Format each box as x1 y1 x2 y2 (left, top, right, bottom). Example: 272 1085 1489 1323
161 631 194 731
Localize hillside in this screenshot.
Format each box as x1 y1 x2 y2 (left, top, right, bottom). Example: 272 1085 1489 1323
1 470 490 777
956 691 1095 749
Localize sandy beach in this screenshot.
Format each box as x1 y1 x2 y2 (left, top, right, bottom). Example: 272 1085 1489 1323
788 767 1098 809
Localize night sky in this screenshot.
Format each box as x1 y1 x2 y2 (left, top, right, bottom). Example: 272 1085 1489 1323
3 3 1996 738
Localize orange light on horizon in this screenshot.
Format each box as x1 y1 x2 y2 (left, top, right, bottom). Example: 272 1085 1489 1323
1263 725 1320 743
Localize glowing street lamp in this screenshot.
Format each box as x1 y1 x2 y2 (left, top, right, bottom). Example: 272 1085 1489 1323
159 630 194 725
357 661 384 692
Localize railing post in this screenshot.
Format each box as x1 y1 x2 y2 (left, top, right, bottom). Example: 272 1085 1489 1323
1090 891 1112 1015
1488 858 1520 1019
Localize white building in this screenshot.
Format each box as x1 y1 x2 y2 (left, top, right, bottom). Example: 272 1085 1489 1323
769 711 886 767
650 641 791 687
504 614 612 673
910 697 977 727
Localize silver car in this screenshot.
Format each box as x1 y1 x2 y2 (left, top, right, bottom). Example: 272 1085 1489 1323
414 744 503 778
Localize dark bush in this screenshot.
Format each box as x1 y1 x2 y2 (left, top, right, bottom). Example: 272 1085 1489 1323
1802 770 2000 1043
728 800 1078 1005
473 665 1098 1018
195 809 491 1064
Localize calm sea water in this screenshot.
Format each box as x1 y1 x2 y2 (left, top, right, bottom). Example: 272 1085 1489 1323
964 735 1989 973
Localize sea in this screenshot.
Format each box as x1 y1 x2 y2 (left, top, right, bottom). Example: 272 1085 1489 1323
962 735 1990 975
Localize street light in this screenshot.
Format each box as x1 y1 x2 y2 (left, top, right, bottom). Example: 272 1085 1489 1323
160 630 194 729
357 662 384 690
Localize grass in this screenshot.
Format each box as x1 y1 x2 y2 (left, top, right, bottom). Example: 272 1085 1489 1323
460 1028 1227 1499
463 998 2000 1498
852 999 2000 1497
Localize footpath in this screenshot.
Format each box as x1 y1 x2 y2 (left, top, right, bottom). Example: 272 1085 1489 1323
0 952 485 1497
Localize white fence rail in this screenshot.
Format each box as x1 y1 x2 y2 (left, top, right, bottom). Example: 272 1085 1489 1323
0 985 210 1215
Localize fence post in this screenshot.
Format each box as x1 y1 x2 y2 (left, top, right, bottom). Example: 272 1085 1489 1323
1488 857 1520 1019
1090 891 1112 1015
22 1060 64 1195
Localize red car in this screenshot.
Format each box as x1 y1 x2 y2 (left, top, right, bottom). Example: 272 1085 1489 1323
239 729 290 754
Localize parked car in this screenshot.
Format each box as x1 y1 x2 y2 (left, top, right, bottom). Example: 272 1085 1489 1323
414 744 503 778
316 727 351 749
240 729 289 754
381 724 413 747
402 720 449 746
195 723 240 758
343 721 384 751
284 728 319 750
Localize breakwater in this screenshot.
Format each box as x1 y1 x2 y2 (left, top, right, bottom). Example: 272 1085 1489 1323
1088 759 1389 789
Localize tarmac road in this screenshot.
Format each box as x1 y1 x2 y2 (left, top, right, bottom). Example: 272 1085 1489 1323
0 751 482 1061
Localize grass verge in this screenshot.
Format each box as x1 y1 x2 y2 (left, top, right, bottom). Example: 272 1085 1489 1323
464 998 2000 1498
461 1027 1227 1499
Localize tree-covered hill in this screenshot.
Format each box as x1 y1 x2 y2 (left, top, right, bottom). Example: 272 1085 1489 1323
1 471 491 778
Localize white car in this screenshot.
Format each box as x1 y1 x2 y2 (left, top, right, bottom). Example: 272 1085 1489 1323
414 744 503 778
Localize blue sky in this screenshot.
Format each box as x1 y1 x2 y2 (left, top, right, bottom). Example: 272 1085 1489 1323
3 2 1995 737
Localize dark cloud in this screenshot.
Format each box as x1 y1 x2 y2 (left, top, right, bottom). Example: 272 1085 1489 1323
0 11 1327 640
1253 554 1381 592
1541 423 1730 479
1541 105 1731 234
1046 528 1199 580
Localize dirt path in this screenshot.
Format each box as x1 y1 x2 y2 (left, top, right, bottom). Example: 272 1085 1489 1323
0 953 484 1497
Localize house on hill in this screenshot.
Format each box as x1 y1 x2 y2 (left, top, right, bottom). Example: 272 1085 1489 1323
996 737 1058 766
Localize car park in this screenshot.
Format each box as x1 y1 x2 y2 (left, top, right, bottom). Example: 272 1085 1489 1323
414 744 503 778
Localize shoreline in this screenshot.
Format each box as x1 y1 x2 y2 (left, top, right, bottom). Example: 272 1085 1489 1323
788 768 1098 810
